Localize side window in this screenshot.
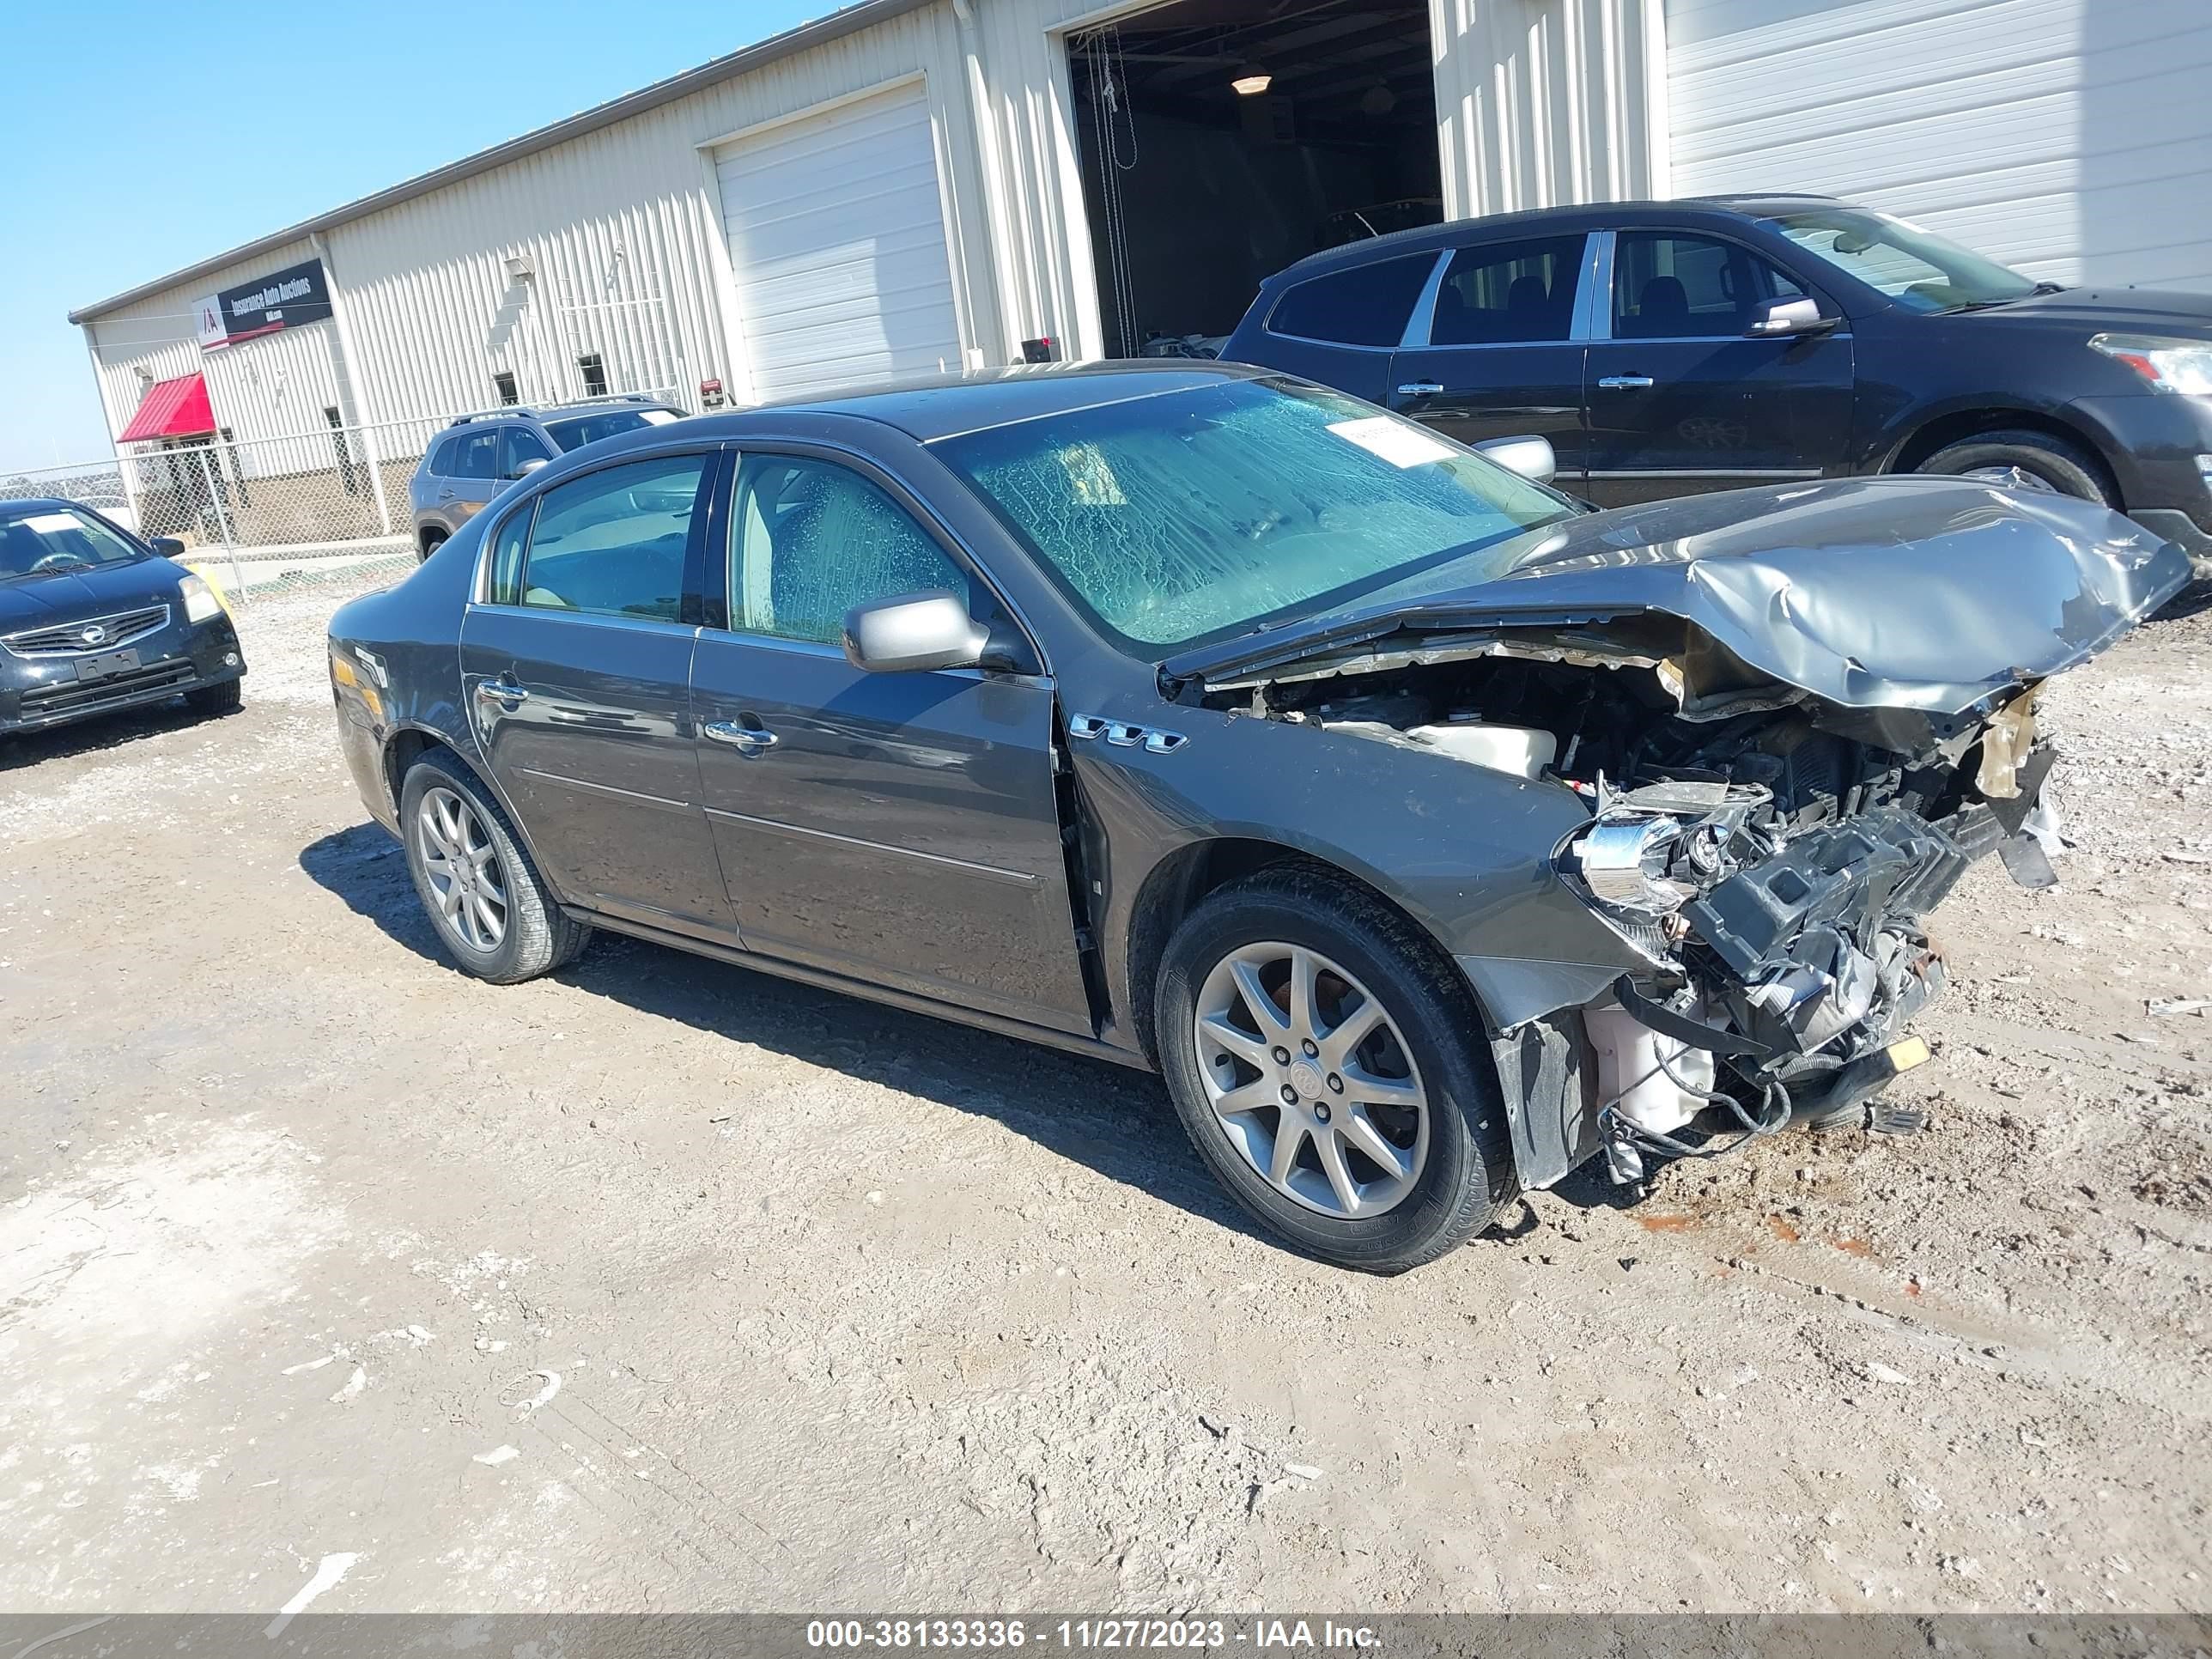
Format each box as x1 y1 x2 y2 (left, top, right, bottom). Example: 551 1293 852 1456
1266 253 1437 348
729 455 970 647
498 426 555 479
1431 234 1586 345
1613 233 1808 339
451 428 501 481
428 434 461 477
488 502 532 606
520 453 708 622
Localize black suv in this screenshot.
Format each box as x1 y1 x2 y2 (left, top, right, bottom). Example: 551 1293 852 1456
407 395 684 560
1222 195 2212 571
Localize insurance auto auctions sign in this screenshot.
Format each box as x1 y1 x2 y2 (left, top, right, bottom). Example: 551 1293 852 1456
193 258 333 350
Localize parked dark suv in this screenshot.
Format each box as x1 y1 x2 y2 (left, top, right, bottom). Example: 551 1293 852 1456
1223 196 2212 571
407 395 684 559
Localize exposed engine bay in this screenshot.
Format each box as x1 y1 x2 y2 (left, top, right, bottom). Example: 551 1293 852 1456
1205 642 2063 1182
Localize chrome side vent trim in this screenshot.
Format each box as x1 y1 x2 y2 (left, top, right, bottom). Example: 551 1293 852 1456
1068 714 1188 755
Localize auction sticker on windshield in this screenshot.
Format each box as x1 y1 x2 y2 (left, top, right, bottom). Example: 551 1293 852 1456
1326 416 1456 469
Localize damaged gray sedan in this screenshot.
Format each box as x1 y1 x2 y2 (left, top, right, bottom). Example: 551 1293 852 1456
326 364 2188 1273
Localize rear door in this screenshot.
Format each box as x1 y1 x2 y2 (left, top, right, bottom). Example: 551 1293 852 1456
689 447 1094 1035
1581 229 1855 505
1387 233 1591 474
459 448 733 938
440 425 504 526
1241 251 1443 404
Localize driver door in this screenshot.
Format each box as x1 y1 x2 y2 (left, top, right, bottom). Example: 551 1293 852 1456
689 449 1094 1035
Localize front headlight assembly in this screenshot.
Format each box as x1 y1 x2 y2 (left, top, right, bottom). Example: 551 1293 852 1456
1558 782 1772 928
179 573 227 624
2089 332 2212 397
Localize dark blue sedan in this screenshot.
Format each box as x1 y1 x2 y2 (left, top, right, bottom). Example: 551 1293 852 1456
0 499 246 736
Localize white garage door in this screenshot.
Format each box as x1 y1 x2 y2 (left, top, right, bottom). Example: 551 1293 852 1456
714 81 966 402
1665 0 2212 291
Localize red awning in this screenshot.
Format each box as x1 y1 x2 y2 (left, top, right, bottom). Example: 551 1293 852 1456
118 373 216 443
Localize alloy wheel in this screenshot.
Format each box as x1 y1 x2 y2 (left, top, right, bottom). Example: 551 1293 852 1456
1192 942 1430 1218
416 785 509 951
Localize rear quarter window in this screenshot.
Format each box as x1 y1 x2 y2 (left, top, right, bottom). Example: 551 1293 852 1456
1267 252 1437 349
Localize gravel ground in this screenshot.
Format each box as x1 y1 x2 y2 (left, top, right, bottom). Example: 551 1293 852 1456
2 566 2207 1615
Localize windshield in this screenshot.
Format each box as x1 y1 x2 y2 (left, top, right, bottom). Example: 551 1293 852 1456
1766 207 2037 313
0 504 148 582
544 407 680 451
932 379 1571 653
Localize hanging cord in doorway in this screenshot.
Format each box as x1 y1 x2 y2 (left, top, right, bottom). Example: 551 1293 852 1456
1082 25 1140 357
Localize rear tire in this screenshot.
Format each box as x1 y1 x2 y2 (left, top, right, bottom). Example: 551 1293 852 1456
399 750 590 983
418 531 447 564
1916 429 2114 505
1155 866 1517 1273
185 678 242 719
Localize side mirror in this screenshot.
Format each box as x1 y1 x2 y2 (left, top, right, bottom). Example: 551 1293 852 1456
1747 296 1832 337
149 536 187 557
1473 434 1557 484
507 458 550 482
843 591 989 675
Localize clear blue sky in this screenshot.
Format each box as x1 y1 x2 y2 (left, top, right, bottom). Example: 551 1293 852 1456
0 0 828 473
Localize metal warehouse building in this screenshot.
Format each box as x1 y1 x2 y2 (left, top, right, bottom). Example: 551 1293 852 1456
68 0 2212 551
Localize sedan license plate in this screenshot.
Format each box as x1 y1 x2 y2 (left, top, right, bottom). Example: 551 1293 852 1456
73 647 141 682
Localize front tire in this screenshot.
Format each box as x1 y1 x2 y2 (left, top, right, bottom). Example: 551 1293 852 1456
1155 866 1517 1273
399 750 590 982
1916 429 2114 504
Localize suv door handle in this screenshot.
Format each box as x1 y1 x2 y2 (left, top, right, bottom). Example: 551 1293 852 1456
1595 374 1656 390
703 719 778 754
473 675 528 708
1396 381 1446 397
437 487 456 500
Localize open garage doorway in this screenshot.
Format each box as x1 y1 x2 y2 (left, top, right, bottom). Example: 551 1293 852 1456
1068 0 1438 360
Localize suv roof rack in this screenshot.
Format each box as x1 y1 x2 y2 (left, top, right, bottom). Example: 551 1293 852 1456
446 392 665 428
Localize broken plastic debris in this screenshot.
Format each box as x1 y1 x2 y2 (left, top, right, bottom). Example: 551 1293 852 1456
281 1353 337 1376
2148 998 2211 1017
472 1445 520 1467
265 1553 358 1638
1284 1462 1322 1481
1869 1101 1927 1135
513 1369 561 1417
328 1365 367 1404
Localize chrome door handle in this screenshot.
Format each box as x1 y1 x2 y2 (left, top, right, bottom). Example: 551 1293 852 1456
1596 374 1655 390
703 720 777 753
1396 381 1445 397
473 678 528 708
437 488 456 501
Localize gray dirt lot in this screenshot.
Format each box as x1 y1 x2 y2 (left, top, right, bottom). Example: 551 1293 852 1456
3 565 2208 1616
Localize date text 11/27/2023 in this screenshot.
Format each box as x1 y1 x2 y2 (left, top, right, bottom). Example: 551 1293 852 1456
805 1621 1382 1650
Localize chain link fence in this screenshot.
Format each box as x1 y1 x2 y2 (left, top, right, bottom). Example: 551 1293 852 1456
3 392 681 605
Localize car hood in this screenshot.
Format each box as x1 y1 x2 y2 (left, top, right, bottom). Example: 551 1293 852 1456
1961 286 2212 337
0 556 180 631
1159 477 2191 719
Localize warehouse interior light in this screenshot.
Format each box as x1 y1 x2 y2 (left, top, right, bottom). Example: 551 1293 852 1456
1231 64 1272 95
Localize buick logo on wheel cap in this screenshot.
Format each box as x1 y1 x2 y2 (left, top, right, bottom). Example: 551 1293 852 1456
80 624 107 646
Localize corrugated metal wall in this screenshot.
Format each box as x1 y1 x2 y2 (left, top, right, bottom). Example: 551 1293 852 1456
1431 0 1666 219
79 0 1664 452
84 235 352 470
1665 0 2212 291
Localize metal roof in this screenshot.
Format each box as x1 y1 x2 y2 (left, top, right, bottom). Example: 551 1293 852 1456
67 0 932 325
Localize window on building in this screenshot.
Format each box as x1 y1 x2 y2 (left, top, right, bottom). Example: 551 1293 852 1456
1431 235 1586 345
728 455 971 646
520 453 706 620
493 372 520 405
1266 253 1436 348
1613 233 1808 339
576 355 609 398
